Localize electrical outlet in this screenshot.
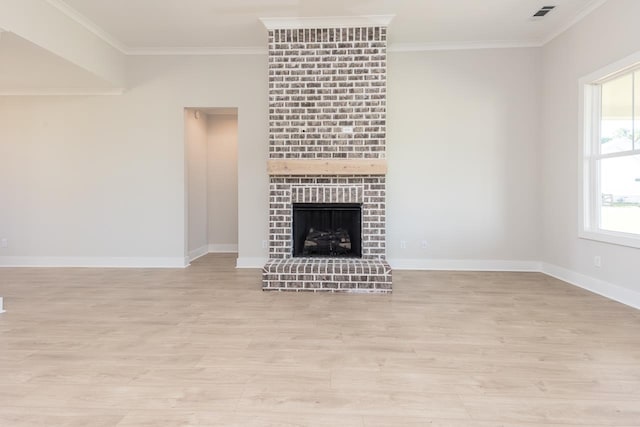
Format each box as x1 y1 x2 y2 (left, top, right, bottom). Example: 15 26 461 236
400 240 407 249
594 256 602 268
262 240 268 249
0 238 7 248
421 240 429 249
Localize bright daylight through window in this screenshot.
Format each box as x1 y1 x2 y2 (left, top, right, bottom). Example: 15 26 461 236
582 62 640 248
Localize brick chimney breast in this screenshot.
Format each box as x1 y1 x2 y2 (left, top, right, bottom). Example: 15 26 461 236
262 19 392 293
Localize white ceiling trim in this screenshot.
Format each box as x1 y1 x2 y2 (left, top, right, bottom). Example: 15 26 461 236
390 40 542 52
260 15 395 30
127 47 268 56
45 0 127 53
36 2 609 56
127 42 539 56
0 88 125 96
540 0 609 46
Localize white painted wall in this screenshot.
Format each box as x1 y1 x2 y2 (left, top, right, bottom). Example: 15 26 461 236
0 32 113 92
540 0 640 300
0 49 542 268
0 0 125 87
386 48 541 268
207 114 238 250
0 54 268 267
185 108 208 258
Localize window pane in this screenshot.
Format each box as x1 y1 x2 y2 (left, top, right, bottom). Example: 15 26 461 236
599 155 640 234
601 73 633 154
635 71 640 150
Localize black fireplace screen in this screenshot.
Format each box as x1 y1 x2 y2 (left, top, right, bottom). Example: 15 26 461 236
292 203 362 258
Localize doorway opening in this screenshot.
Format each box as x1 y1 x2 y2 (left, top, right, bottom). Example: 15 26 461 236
184 107 238 263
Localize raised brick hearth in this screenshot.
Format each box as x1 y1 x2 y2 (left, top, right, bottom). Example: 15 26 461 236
263 21 391 292
263 258 391 292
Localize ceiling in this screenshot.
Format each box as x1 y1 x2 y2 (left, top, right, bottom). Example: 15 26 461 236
59 0 607 51
0 0 607 92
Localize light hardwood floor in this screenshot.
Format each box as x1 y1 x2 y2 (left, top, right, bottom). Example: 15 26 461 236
1 253 639 426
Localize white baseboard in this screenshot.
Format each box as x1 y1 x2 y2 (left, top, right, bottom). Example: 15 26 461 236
388 258 541 272
208 244 238 253
188 245 209 262
389 258 638 310
2 253 637 310
541 263 640 310
0 297 4 314
188 244 238 265
236 257 267 269
0 256 188 268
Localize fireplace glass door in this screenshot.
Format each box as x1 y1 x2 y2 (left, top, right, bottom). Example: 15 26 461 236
292 203 362 258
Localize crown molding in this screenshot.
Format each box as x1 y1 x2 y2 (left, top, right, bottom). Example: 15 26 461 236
45 0 127 53
25 1 610 57
260 15 395 30
541 0 609 45
0 88 125 96
389 40 542 52
126 46 267 56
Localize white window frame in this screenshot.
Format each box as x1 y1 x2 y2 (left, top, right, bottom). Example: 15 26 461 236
579 51 640 249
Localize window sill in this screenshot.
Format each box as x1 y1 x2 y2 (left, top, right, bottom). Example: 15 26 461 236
579 229 640 249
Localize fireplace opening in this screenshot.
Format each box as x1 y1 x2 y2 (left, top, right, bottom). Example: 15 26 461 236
292 203 362 258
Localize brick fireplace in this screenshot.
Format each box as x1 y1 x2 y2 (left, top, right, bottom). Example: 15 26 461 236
262 20 392 292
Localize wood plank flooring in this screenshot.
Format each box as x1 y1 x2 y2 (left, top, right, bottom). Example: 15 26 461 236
1 253 639 426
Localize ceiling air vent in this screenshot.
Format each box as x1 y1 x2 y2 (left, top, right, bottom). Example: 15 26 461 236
532 5 556 17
